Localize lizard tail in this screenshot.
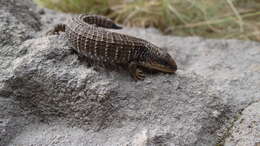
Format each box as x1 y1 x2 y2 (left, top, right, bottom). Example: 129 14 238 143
80 14 122 29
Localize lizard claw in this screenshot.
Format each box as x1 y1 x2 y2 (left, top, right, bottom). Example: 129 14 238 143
128 62 145 81
135 68 145 80
45 24 66 36
46 29 59 35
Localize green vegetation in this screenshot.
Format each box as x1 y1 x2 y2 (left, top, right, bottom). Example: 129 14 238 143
34 0 260 41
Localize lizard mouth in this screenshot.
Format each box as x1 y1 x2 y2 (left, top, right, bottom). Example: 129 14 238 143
144 63 177 73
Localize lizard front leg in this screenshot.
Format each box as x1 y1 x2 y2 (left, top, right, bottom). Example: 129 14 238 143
46 24 66 35
128 62 145 81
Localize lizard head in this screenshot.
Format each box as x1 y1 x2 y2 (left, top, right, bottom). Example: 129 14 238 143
141 45 177 73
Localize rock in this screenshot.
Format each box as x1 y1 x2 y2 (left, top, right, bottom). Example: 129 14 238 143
120 28 260 112
2 36 229 145
0 0 259 146
225 101 260 146
0 0 41 96
0 1 42 145
0 0 41 31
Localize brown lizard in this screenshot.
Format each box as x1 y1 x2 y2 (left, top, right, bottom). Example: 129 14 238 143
47 14 177 80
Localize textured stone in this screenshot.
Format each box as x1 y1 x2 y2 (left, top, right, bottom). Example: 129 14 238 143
0 0 259 146
225 102 260 146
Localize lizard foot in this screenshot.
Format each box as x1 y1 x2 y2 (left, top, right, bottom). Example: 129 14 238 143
134 68 145 81
46 24 66 35
128 62 145 81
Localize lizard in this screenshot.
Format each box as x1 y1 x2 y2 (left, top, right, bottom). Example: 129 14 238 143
47 14 177 80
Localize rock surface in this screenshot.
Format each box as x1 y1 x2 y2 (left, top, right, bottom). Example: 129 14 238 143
225 102 260 146
0 0 259 146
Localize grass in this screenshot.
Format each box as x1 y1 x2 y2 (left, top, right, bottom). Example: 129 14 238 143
34 0 111 14
34 0 260 41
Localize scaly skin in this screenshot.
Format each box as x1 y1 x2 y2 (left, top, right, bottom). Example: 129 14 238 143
47 14 177 80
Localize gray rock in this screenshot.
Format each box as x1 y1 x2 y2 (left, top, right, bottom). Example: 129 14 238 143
0 1 42 145
0 0 41 31
2 36 229 146
0 0 41 96
0 0 259 146
225 101 260 146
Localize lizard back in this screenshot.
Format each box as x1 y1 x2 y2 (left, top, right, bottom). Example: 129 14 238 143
65 14 150 64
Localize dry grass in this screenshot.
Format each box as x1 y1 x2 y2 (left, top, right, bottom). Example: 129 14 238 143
34 0 111 14
34 0 260 41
